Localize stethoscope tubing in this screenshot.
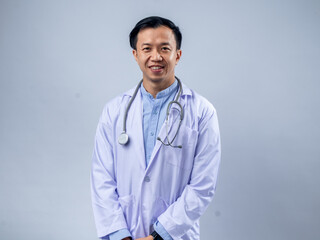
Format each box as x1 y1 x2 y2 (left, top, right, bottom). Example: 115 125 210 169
119 76 184 147
122 79 143 133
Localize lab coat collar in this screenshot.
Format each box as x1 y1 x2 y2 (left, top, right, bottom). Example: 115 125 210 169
123 81 191 121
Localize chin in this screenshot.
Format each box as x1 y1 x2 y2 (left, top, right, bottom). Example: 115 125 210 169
146 75 166 83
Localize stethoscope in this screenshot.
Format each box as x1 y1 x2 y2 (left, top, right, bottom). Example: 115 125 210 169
118 76 184 148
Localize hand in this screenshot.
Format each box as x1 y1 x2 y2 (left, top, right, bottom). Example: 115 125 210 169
136 236 153 240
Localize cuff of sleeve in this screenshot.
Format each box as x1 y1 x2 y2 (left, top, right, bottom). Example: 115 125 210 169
153 220 173 240
102 228 131 240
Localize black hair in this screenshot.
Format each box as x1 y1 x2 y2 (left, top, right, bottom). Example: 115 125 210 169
129 16 182 50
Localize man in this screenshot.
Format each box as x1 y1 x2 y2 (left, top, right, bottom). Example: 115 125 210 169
91 16 221 240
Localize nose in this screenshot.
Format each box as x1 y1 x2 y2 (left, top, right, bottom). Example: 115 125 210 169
150 50 162 61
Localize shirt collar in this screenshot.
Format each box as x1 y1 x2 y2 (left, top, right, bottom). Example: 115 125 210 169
124 79 192 97
140 79 178 100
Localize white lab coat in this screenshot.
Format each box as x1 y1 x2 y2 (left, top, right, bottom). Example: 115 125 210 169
91 83 221 239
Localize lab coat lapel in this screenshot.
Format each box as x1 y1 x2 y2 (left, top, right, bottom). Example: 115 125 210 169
127 89 146 170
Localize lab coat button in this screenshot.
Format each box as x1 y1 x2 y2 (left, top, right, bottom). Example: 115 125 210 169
144 176 150 182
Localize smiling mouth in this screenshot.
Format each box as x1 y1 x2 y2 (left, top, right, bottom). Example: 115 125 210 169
149 66 164 70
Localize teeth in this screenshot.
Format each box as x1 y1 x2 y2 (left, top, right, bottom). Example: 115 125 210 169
151 66 162 69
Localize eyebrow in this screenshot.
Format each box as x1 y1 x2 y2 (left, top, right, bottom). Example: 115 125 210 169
141 42 172 47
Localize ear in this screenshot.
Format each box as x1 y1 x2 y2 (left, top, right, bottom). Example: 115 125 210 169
175 49 182 65
132 49 138 62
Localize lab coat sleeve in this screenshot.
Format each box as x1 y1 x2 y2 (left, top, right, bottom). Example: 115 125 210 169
158 105 221 239
91 112 130 238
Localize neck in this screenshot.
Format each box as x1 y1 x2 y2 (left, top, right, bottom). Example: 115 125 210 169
142 76 175 98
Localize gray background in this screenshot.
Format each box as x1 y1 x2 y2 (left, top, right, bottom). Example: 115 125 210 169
1 0 319 239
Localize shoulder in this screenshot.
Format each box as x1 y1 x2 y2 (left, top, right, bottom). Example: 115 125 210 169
182 83 217 118
99 86 136 125
182 84 219 135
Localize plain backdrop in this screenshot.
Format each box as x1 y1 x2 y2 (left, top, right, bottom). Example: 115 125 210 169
1 0 319 239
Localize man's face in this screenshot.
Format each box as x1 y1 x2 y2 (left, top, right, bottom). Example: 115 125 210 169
133 26 182 86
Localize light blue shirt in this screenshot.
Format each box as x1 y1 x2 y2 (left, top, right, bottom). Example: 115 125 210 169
141 80 178 166
105 81 178 240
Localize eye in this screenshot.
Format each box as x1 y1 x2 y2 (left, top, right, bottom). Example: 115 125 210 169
142 47 151 51
162 47 170 51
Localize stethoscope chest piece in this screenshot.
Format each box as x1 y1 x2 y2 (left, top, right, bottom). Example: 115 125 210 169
118 132 129 145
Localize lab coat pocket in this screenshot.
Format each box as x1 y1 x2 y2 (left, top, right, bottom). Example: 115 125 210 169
118 194 136 230
165 125 198 170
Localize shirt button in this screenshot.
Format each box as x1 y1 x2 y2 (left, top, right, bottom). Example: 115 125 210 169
153 107 158 114
144 176 150 182
150 132 154 136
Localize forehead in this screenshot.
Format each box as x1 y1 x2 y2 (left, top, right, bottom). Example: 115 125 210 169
136 26 176 46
